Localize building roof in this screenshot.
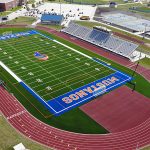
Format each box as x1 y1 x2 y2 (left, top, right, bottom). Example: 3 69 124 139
0 0 14 3
41 14 64 22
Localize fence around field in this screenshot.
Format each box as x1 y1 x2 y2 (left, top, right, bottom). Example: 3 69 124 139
64 0 103 5
129 7 150 13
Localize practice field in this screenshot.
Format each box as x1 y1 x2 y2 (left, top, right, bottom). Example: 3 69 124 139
0 30 132 116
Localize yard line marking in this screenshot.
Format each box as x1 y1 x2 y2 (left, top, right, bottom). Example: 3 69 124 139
13 63 38 72
2 53 89 77
20 69 49 78
3 39 83 65
9 61 33 68
15 57 78 75
24 72 48 82
34 42 98 81
8 39 79 57
0 33 115 102
28 75 55 85
3 40 73 91
42 69 111 98
36 65 105 93
32 62 102 88
23 39 72 89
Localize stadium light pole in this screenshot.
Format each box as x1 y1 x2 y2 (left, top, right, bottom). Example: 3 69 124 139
59 0 62 15
142 23 150 40
131 61 139 78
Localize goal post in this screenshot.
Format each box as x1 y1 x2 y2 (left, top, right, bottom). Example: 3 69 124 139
93 85 106 97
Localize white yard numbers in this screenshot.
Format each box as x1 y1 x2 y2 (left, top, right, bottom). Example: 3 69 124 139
67 53 71 56
3 52 7 55
46 86 52 91
76 58 80 61
85 63 90 66
36 79 43 83
28 72 34 76
21 66 26 70
9 56 13 59
14 61 19 64
95 68 100 71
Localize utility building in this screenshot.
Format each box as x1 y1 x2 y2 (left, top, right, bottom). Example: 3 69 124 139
41 14 64 25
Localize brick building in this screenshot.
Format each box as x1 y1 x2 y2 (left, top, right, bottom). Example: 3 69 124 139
0 0 26 12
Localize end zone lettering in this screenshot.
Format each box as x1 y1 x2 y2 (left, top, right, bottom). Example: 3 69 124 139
62 76 119 104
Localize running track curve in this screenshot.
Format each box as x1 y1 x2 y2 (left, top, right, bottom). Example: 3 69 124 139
0 25 150 150
1 86 150 150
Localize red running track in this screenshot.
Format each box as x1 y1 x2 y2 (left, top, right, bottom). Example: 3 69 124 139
0 25 150 149
1 86 150 150
80 86 150 133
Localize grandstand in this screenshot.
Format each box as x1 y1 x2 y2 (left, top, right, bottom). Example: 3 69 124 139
61 22 139 60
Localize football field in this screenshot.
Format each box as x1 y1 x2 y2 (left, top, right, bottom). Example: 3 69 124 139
0 30 132 115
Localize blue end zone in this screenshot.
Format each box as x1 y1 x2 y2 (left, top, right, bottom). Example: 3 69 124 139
46 57 133 116
0 30 37 40
20 82 57 114
47 70 132 116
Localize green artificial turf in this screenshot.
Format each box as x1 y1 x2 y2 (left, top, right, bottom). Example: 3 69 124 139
0 32 114 100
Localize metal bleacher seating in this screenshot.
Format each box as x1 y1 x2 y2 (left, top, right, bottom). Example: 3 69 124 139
61 22 139 59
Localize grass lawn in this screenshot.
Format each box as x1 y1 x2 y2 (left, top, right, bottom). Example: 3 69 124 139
116 3 150 19
75 20 150 54
143 147 150 150
4 17 36 25
0 116 52 150
45 0 128 4
38 24 62 30
0 6 22 17
139 57 150 69
0 27 150 135
65 0 128 4
133 6 150 12
27 0 36 4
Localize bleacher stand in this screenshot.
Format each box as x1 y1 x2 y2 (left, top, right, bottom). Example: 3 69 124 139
61 22 139 60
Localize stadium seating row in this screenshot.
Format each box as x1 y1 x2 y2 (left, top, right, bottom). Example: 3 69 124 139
61 22 139 59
